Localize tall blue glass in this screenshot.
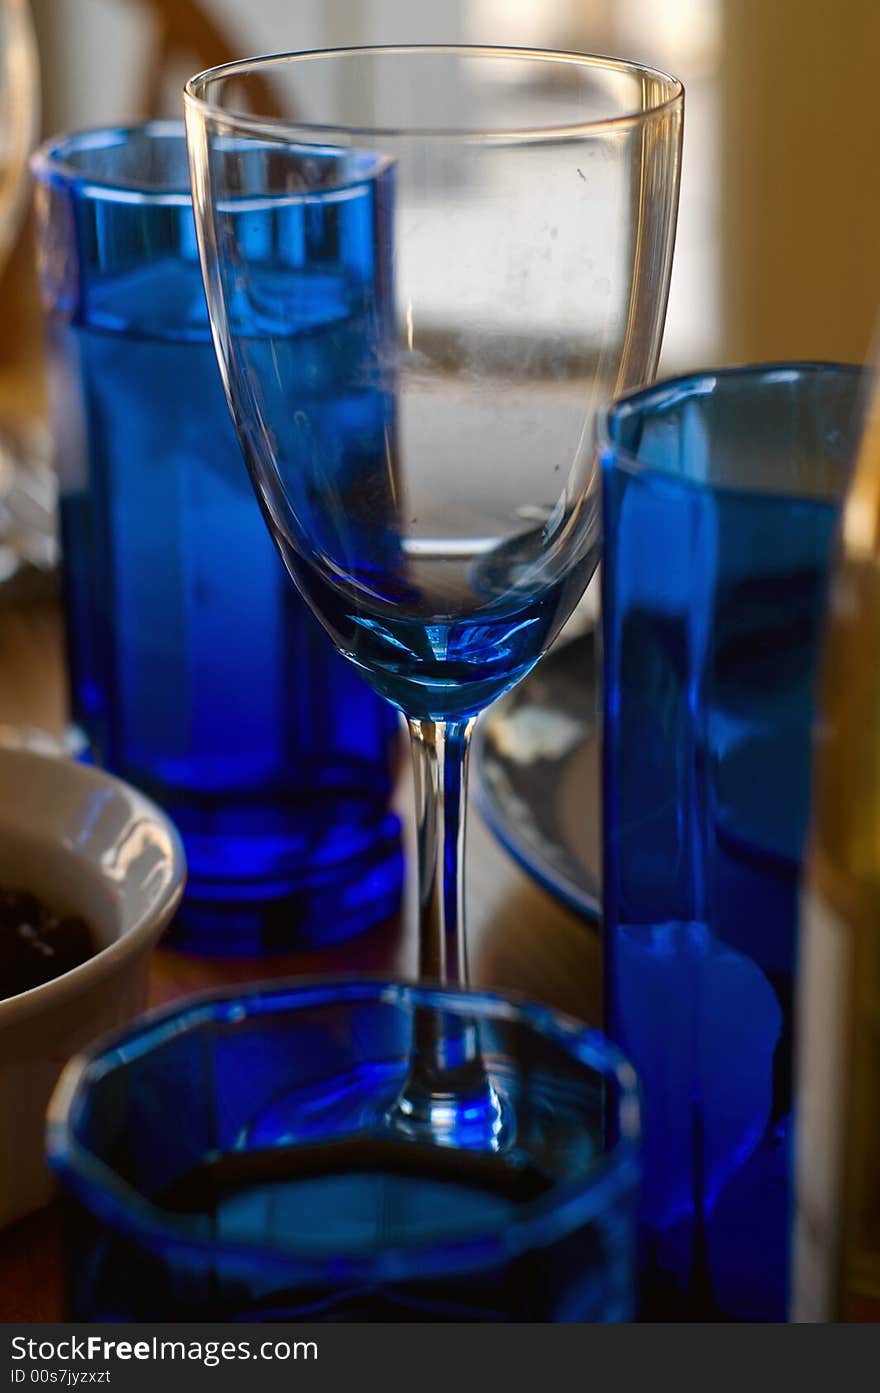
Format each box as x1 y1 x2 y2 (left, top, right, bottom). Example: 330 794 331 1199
31 123 403 954
600 363 866 1320
48 980 640 1322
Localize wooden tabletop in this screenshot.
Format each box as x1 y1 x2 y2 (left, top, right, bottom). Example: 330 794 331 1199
0 596 599 1321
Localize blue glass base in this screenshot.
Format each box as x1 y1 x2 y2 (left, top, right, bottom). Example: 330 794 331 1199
167 812 404 956
70 727 404 955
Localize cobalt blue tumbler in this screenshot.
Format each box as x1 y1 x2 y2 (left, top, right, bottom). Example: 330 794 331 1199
32 122 403 954
600 363 865 1320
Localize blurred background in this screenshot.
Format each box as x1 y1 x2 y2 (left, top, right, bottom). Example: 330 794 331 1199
3 0 880 432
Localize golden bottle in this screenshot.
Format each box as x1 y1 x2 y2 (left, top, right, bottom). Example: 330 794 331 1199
793 373 880 1321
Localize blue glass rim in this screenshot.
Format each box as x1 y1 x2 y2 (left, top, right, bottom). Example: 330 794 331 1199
47 977 640 1283
30 119 387 209
31 120 195 206
597 360 871 497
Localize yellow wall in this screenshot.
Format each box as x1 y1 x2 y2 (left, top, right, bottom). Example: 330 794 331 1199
721 0 880 366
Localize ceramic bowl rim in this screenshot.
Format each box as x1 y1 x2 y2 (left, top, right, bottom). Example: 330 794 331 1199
0 746 185 1027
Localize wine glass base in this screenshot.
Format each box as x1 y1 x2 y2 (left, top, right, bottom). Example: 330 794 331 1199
381 1002 512 1149
236 1056 511 1155
384 1061 509 1152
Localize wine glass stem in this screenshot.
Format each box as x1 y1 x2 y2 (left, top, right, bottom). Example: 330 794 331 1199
409 716 474 987
388 717 504 1146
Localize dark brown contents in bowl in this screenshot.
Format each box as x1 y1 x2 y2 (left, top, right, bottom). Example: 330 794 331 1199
0 888 96 1000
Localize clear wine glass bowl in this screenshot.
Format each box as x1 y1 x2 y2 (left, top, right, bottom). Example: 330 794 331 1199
186 48 681 717
184 47 682 1143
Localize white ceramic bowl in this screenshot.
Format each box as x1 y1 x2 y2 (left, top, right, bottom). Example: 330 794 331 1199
0 746 185 1226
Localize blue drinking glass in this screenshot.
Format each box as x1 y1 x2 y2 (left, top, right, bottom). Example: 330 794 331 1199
600 363 868 1320
31 122 403 954
48 979 640 1322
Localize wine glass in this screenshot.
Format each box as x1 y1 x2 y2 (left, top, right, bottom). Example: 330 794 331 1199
184 46 683 1145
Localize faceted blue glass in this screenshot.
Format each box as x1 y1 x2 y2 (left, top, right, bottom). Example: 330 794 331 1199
31 123 403 953
600 362 866 1320
48 980 640 1322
